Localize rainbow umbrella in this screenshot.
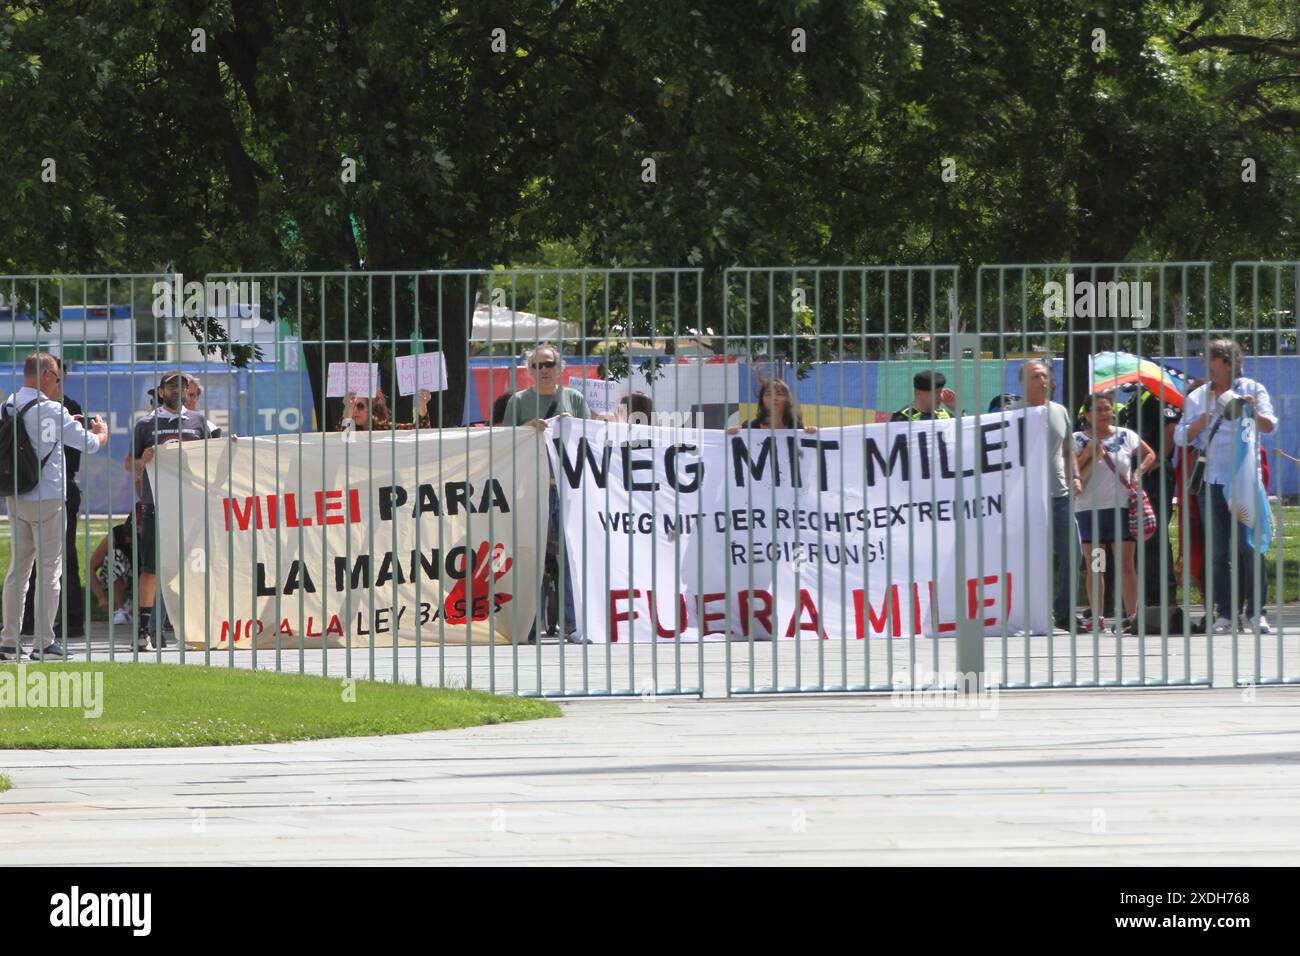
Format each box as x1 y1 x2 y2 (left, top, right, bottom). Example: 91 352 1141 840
1089 351 1189 408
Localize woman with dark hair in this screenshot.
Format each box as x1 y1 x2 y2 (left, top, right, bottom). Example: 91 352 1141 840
339 388 432 431
727 379 817 434
1073 392 1156 634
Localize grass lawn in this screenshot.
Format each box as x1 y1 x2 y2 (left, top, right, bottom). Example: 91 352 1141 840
0 662 560 749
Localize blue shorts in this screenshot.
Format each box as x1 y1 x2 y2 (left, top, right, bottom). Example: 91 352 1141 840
1075 508 1134 543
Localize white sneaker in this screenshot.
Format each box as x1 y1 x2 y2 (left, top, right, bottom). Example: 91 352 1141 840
113 608 131 626
1212 616 1234 634
1242 614 1273 634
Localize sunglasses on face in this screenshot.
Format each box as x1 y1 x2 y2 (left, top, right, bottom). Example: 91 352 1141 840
354 400 369 410
530 360 558 370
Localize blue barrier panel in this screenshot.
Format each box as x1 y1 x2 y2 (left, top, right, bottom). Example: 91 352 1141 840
0 362 316 516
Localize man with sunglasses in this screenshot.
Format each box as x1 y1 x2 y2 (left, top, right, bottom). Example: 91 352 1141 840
126 371 216 651
17 356 90 642
502 345 592 427
502 344 592 644
1 352 107 661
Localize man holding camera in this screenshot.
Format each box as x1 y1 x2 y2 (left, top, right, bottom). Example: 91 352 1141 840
1175 340 1276 634
18 356 90 641
0 352 107 660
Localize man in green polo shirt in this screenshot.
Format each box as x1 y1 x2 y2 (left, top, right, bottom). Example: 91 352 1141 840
502 344 592 426
502 344 592 644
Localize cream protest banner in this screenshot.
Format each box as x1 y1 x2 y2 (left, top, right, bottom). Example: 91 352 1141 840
548 408 1052 642
153 428 548 648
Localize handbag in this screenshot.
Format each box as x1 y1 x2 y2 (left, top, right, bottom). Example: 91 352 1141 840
1099 441 1158 542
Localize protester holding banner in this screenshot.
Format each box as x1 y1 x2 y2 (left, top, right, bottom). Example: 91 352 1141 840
1175 339 1277 634
502 343 592 643
1073 393 1157 634
128 371 217 651
339 388 433 431
1010 360 1080 631
502 344 592 425
728 379 817 434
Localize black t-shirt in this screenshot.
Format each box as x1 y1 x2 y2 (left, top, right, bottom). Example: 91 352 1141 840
62 394 83 477
1119 391 1181 463
132 408 215 506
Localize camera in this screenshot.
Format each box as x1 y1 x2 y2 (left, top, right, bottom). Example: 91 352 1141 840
1216 391 1246 420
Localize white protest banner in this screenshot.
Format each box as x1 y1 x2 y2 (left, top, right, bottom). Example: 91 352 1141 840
154 428 549 648
548 409 1051 642
395 352 449 396
325 362 381 397
580 376 621 416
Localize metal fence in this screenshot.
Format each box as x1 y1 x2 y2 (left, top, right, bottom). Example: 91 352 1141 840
0 265 1296 696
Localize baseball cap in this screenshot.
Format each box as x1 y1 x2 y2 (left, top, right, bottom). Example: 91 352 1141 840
157 371 197 390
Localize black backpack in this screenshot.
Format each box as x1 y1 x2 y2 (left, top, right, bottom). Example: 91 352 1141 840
0 397 56 496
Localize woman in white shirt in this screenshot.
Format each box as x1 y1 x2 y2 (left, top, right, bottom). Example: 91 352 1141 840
1073 393 1156 634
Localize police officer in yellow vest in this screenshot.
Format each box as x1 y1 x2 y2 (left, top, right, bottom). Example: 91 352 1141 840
892 370 959 422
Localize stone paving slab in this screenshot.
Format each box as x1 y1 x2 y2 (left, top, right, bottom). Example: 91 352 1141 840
3 688 1300 865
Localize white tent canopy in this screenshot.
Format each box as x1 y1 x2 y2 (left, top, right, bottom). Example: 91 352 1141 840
471 303 579 344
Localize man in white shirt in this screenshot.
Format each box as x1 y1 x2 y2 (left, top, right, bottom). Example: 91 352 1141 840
1 352 107 660
1013 360 1082 630
1174 339 1277 633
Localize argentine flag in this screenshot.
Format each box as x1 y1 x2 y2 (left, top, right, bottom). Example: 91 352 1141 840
1226 406 1274 554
